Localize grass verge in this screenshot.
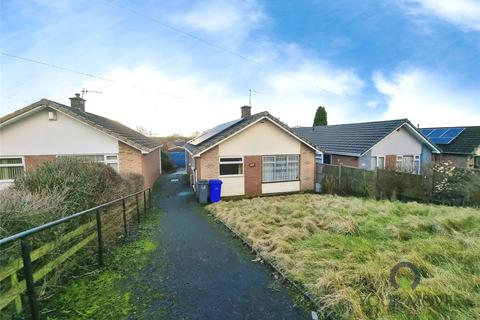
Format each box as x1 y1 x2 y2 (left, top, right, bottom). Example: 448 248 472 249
42 208 163 320
207 194 480 320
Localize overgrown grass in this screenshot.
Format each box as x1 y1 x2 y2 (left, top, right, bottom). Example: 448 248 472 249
43 210 163 320
208 194 480 320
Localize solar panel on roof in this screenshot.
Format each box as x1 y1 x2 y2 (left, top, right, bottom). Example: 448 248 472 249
443 127 464 138
420 128 433 136
429 137 454 144
427 129 446 138
189 118 243 146
423 127 465 145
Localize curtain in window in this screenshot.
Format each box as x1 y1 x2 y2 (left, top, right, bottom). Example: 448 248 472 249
263 155 299 182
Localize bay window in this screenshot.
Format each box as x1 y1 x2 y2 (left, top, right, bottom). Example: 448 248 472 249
263 155 299 182
0 157 24 181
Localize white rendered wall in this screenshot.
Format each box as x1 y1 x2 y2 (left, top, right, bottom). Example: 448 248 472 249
370 126 422 157
262 181 300 194
0 109 118 156
218 120 301 156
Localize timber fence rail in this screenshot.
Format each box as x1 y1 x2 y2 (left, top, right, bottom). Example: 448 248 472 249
316 163 480 206
0 188 153 320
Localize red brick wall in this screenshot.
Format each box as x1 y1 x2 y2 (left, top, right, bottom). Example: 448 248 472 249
331 154 359 167
300 144 315 191
24 155 56 170
199 146 219 179
119 142 143 176
244 156 262 196
119 142 160 188
142 148 161 188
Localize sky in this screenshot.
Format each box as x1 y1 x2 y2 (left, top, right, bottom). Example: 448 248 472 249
1 0 479 136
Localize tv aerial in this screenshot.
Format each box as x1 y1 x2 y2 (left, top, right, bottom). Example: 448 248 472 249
81 88 103 98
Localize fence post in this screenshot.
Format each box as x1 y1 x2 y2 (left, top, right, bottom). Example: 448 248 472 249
21 238 40 320
136 194 140 223
122 198 128 237
95 209 104 267
143 190 147 215
148 188 152 209
338 164 342 191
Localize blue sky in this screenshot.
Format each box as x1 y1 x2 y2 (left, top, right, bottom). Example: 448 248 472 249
1 0 479 135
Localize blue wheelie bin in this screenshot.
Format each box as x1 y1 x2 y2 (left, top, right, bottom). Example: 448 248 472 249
209 179 223 203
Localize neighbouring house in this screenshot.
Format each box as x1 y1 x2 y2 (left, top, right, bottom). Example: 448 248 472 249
293 119 440 174
184 106 320 197
0 95 162 189
420 126 480 169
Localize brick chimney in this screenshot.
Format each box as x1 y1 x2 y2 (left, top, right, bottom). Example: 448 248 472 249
69 93 85 111
241 105 251 118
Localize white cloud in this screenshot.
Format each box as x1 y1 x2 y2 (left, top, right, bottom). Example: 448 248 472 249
402 0 480 31
373 68 480 127
170 0 266 43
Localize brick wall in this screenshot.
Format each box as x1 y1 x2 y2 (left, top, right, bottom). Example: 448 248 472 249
331 154 359 167
142 148 160 188
300 144 315 191
24 155 55 170
244 155 262 195
199 146 219 179
119 141 143 175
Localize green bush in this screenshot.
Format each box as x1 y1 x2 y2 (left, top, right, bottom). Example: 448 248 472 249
1 158 143 238
161 151 176 172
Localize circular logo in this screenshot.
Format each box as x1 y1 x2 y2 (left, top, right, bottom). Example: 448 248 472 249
389 261 421 289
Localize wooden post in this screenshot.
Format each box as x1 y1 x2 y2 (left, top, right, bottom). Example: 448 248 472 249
21 238 40 320
122 198 128 237
95 209 104 267
135 194 140 223
338 164 342 192
143 190 147 215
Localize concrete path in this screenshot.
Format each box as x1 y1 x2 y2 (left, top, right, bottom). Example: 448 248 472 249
129 171 311 319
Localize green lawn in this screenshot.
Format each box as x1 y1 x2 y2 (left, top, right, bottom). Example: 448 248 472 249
207 194 480 320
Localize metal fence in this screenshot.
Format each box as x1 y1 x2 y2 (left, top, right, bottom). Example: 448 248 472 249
316 163 480 206
0 188 153 320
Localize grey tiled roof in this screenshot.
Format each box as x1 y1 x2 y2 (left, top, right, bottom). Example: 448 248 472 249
184 111 317 155
1 99 161 153
293 119 413 156
422 126 480 155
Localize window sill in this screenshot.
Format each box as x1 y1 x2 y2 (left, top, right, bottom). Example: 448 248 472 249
219 174 244 178
262 179 300 184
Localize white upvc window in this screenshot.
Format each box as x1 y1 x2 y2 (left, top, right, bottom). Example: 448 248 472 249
396 154 420 174
315 152 323 164
377 156 385 169
263 155 299 182
0 157 25 181
57 154 119 172
219 157 244 176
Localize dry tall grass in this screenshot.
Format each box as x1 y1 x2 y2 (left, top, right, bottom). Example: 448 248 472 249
208 194 480 320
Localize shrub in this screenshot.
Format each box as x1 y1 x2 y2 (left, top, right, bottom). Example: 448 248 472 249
161 151 176 172
1 158 144 238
